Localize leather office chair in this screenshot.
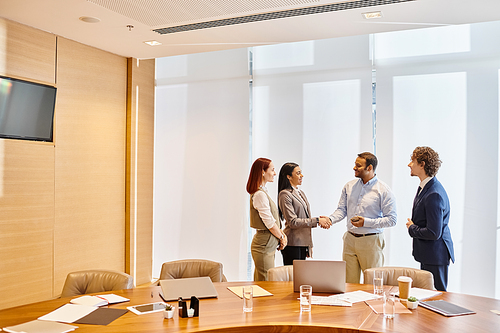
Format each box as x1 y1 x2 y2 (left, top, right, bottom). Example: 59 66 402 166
158 259 227 283
60 270 134 298
363 266 435 290
268 265 293 281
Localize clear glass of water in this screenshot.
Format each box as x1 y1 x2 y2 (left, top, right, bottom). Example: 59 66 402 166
300 285 312 312
243 286 253 312
383 293 396 319
373 270 384 296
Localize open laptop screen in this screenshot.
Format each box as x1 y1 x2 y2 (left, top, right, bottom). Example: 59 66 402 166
293 260 346 293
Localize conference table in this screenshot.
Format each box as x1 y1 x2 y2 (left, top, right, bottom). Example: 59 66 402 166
1 281 499 332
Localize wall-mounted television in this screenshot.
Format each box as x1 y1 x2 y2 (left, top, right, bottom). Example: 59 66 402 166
0 75 56 142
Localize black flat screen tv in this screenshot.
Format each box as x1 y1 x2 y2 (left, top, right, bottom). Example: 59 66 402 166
0 75 56 142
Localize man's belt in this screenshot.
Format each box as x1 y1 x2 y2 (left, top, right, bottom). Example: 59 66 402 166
349 231 379 237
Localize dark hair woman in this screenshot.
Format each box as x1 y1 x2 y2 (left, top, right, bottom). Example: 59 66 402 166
246 158 287 281
277 162 331 265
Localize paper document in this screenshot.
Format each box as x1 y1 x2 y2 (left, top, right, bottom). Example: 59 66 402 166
310 296 352 306
310 290 378 306
335 290 380 303
227 285 273 298
38 304 97 323
2 320 77 333
70 294 129 307
391 287 442 301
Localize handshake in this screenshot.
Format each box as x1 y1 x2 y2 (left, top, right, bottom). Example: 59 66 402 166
318 216 332 229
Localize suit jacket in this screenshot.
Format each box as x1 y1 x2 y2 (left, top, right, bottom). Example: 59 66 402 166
278 188 318 248
409 177 455 265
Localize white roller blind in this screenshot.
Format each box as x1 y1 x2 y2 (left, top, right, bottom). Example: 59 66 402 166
252 36 373 264
375 21 500 298
154 48 250 281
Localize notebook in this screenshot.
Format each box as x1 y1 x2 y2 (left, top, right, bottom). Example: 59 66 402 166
159 276 218 301
293 260 346 293
419 300 476 317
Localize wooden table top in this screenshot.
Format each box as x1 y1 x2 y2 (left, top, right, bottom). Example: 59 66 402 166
1 281 499 332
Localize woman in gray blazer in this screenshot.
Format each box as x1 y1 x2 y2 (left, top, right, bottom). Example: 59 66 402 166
277 162 331 265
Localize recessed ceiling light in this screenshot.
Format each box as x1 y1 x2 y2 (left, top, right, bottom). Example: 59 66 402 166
144 41 162 46
362 11 383 19
79 16 100 23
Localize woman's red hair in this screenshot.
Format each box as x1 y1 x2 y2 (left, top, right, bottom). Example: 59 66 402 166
246 158 271 194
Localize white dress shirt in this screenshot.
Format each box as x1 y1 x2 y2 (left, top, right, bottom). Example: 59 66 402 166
418 176 433 195
328 176 397 234
252 186 277 229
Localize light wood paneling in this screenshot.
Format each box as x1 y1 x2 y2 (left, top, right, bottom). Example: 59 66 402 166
126 58 155 285
0 140 54 309
0 18 56 84
0 19 155 309
54 37 127 295
0 18 56 311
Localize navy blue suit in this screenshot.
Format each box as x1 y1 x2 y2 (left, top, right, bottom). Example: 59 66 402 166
409 177 454 291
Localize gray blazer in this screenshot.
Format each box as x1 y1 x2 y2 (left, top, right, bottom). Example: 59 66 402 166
278 188 319 248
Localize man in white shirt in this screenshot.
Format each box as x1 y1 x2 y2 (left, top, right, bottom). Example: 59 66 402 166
322 152 397 283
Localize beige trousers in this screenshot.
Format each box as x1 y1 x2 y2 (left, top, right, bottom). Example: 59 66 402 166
251 230 279 281
342 231 385 284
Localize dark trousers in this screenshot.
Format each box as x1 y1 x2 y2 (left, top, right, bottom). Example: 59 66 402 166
281 246 308 266
421 263 449 291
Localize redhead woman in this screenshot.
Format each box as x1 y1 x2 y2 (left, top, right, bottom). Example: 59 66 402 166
246 158 287 281
278 162 331 265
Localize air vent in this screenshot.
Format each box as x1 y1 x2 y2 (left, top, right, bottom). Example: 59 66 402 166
153 0 414 35
88 0 321 27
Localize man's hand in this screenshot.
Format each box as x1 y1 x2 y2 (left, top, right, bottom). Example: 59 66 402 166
406 218 414 229
350 216 364 227
318 217 332 229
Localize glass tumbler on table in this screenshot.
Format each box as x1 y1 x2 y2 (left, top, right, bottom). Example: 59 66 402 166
243 286 253 312
373 270 384 296
300 285 312 312
383 293 396 319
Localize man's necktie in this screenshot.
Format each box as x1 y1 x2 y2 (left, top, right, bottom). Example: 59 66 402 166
413 186 421 205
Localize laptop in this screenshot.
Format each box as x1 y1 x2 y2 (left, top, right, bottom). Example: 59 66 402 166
293 260 346 293
419 300 476 317
159 276 218 301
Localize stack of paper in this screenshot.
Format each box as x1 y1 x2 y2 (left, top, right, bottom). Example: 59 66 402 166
70 294 129 307
390 287 442 301
2 320 77 333
310 290 379 306
227 286 273 298
310 296 352 306
38 304 128 325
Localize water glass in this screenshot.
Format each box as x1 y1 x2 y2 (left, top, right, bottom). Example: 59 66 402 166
383 293 395 319
300 285 312 312
373 270 384 296
243 286 253 312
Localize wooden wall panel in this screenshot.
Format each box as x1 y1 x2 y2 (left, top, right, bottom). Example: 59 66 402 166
54 37 127 295
0 18 155 308
0 140 54 309
0 18 56 84
126 58 155 285
0 19 56 310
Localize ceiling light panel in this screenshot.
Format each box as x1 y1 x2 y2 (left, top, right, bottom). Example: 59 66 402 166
87 0 321 27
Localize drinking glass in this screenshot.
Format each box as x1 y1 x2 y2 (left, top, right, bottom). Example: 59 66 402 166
300 285 312 312
243 286 253 312
373 270 384 296
383 293 395 319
